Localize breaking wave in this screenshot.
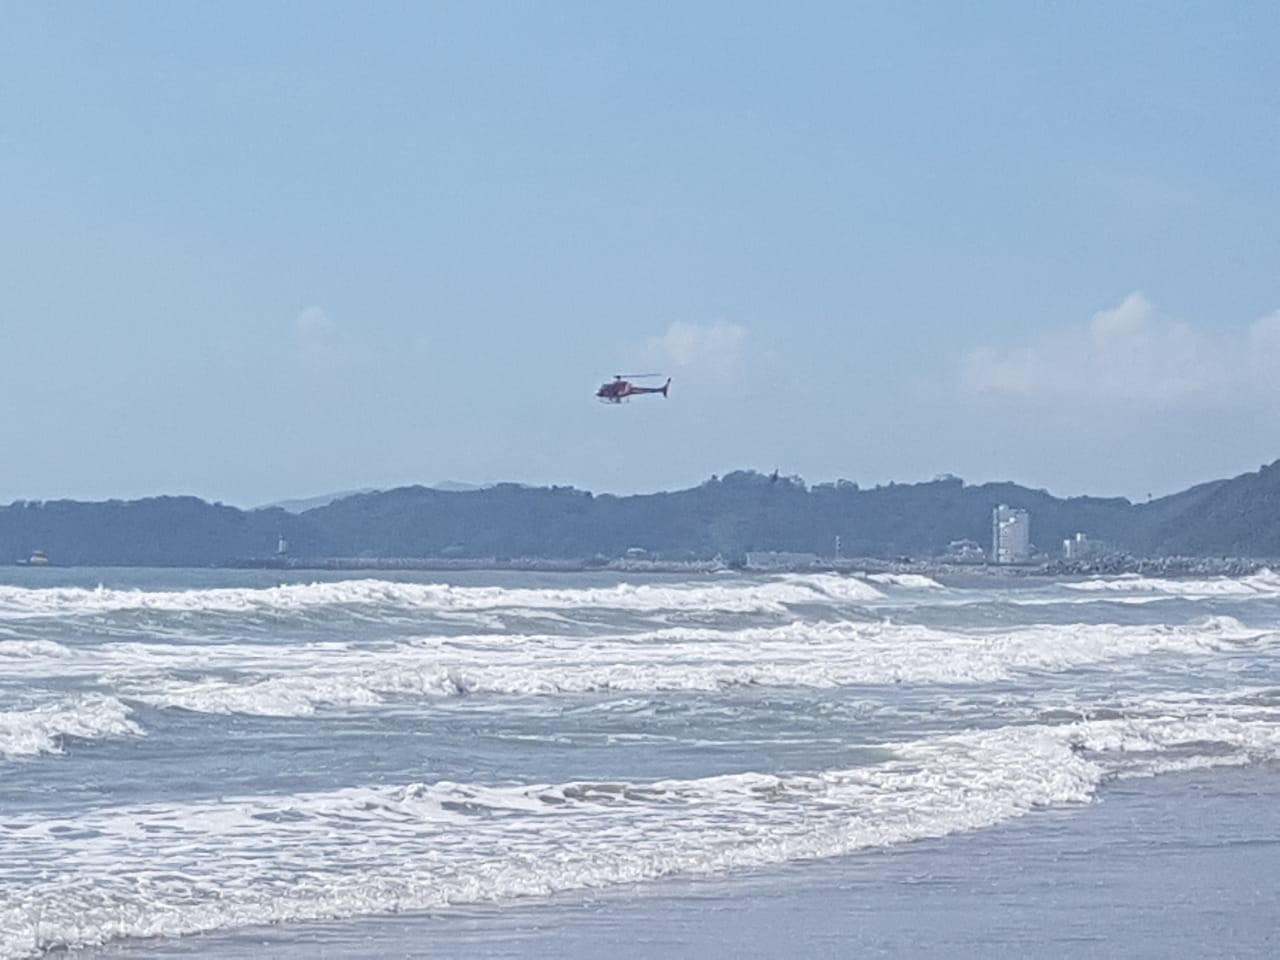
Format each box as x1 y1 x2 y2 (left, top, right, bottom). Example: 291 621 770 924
0 575 886 622
1064 569 1280 599
866 573 945 589
0 695 140 760
2 697 1275 959
2 617 1267 717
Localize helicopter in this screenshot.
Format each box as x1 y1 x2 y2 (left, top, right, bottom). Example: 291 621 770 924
595 374 671 403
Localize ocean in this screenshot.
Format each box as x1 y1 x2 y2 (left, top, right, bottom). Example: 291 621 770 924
0 567 1277 958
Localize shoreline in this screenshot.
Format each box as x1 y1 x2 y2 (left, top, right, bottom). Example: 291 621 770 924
213 554 1276 579
8 554 1276 582
81 764 1280 959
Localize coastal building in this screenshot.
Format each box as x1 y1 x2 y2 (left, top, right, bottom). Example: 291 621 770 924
1062 532 1109 559
991 505 1031 563
1063 532 1090 559
946 539 985 561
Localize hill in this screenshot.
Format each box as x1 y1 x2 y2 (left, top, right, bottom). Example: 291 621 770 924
5 461 1280 566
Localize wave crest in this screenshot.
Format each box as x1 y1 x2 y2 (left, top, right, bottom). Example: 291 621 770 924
3 699 1275 958
0 574 886 622
0 695 140 760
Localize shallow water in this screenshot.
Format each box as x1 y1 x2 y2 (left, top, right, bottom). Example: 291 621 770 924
91 766 1279 959
2 567 1277 958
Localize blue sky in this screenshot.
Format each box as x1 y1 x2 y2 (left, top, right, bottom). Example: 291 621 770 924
2 2 1277 506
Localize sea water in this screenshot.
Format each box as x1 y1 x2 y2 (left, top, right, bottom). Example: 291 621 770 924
0 567 1277 958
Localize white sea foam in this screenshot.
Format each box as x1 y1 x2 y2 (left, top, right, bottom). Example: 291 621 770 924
2 616 1269 717
0 695 140 759
2 698 1275 959
0 640 70 660
1064 569 1280 598
0 575 886 622
134 675 385 717
866 573 945 589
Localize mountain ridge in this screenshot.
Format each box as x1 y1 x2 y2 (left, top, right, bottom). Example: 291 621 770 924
5 461 1280 566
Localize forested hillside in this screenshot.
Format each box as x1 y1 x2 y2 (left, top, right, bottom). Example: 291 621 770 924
4 462 1280 566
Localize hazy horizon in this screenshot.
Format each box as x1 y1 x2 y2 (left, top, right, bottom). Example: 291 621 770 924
4 4 1276 507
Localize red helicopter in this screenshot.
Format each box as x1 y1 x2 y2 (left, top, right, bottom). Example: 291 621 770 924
595 373 671 403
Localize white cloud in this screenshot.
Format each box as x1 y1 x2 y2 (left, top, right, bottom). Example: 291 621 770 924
962 293 1280 409
295 306 335 339
649 321 747 374
293 306 340 369
1248 309 1280 352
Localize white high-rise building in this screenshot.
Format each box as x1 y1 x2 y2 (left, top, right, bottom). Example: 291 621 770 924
992 505 1031 563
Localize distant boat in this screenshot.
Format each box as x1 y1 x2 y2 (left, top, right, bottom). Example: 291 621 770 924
19 550 49 566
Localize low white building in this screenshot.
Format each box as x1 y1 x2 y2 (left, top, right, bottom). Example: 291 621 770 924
1063 532 1088 559
946 539 985 561
1062 532 1108 559
992 505 1031 563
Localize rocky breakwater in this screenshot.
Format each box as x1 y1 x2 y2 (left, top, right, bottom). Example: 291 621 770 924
1043 555 1275 578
